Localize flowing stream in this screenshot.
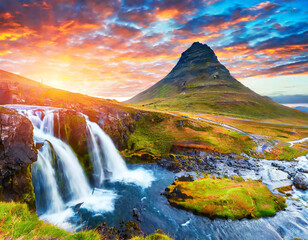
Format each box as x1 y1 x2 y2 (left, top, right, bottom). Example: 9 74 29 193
4 105 308 239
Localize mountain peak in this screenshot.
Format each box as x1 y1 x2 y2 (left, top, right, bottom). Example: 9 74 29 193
183 42 213 54
178 42 218 66
190 41 209 49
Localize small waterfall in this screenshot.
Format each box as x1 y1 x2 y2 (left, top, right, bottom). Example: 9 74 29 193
86 122 105 186
86 120 155 188
33 143 65 214
6 105 154 230
86 121 128 182
42 133 91 200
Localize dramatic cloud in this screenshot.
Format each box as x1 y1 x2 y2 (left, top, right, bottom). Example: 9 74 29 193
0 0 307 99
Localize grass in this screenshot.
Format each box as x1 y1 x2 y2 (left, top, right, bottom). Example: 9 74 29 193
0 202 100 239
126 112 257 159
131 233 173 240
264 146 306 161
129 89 308 125
164 175 286 220
127 112 174 158
0 202 173 240
192 113 308 141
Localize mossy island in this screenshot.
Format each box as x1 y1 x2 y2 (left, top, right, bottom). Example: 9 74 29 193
163 175 287 220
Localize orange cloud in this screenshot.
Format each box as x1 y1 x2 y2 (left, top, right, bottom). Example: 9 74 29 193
0 26 36 41
156 8 180 20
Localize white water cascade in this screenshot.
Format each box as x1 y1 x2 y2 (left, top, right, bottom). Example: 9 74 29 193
86 120 154 188
7 105 154 230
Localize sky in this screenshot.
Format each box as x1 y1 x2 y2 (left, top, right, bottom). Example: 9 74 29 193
0 0 307 101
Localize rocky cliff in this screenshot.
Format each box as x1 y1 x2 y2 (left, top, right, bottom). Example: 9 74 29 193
0 107 37 207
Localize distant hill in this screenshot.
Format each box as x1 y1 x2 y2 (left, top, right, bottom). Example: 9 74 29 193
0 69 129 114
294 106 308 113
271 95 308 104
127 42 308 123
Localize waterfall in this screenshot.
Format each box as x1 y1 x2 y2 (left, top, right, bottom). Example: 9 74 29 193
86 120 155 188
6 105 154 230
20 108 92 207
33 144 65 214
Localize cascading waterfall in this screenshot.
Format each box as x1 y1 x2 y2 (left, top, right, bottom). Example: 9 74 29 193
33 144 65 214
86 120 154 188
7 105 154 230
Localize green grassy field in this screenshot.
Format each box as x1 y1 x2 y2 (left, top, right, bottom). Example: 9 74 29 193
124 111 257 161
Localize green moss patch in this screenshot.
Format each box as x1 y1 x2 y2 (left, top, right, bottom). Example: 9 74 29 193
163 176 286 220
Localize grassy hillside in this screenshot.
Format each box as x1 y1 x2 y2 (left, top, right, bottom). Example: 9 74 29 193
127 42 308 124
123 111 257 160
0 69 129 112
1 69 306 160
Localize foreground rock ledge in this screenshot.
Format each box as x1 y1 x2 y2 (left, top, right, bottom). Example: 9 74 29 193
163 175 286 220
0 107 37 207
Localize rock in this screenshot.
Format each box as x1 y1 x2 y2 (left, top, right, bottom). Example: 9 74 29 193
272 162 286 171
241 153 249 159
0 107 37 207
293 173 308 190
35 142 44 150
163 186 193 200
179 120 184 127
177 175 194 182
73 202 84 212
140 153 153 161
132 208 141 221
0 107 37 179
298 168 308 173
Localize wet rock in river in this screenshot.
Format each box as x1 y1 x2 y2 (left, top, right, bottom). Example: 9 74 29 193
293 173 308 190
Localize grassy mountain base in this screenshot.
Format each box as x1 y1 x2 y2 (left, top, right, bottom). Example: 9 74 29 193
133 92 308 125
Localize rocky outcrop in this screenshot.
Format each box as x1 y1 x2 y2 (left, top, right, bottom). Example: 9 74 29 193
0 107 37 207
55 109 88 155
293 173 308 190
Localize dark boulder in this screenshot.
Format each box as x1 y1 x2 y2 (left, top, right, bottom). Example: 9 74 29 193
293 173 308 190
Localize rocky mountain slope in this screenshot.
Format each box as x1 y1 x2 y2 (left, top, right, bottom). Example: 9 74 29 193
127 42 308 123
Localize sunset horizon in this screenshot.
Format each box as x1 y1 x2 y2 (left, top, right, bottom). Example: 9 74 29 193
0 0 307 100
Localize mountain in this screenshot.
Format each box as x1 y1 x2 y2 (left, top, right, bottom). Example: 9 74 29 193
127 42 308 122
295 106 308 113
271 95 308 104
